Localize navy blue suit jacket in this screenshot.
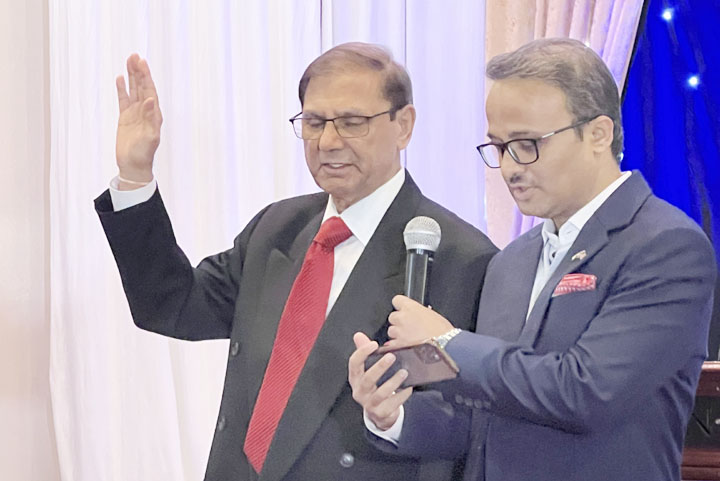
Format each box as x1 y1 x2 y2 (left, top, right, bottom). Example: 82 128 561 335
384 172 716 481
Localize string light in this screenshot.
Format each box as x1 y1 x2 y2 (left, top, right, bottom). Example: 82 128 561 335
660 9 700 91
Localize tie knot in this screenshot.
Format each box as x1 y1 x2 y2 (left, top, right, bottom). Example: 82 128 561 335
314 217 352 249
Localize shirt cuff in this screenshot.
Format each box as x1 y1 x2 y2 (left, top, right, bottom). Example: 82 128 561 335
363 406 404 445
109 176 158 212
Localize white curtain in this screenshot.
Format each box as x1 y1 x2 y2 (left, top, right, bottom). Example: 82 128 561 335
0 1 60 480
48 1 487 480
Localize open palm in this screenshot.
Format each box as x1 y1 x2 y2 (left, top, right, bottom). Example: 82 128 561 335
115 54 163 182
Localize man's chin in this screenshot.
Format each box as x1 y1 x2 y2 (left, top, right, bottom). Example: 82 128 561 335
515 201 542 219
318 180 356 200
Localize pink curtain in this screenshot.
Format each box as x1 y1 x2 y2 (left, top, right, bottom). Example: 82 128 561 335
484 0 644 247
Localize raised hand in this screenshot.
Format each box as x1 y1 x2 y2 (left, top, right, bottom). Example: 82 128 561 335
115 54 163 187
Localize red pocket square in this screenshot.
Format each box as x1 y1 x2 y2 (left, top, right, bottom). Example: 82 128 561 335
552 273 597 297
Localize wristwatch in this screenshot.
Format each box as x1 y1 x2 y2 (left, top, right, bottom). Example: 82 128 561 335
432 327 463 349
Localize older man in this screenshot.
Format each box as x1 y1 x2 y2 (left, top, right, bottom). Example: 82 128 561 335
95 43 496 481
351 38 716 481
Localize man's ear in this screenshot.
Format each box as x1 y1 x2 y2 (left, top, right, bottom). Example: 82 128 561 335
589 115 614 154
395 104 416 150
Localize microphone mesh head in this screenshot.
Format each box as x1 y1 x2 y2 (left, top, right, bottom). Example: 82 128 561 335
403 216 442 252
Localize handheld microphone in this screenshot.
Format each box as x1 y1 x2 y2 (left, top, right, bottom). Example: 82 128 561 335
403 216 442 305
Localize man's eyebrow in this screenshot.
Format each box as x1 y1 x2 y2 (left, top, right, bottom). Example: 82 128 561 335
299 110 325 119
335 109 366 116
508 130 537 138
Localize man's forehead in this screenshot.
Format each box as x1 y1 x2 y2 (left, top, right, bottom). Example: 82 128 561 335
485 78 571 137
487 77 567 106
302 71 387 116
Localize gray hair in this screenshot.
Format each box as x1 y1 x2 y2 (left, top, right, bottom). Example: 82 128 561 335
298 42 413 120
487 38 623 161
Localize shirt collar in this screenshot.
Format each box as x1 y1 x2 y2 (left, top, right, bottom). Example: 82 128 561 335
542 171 632 244
322 168 406 246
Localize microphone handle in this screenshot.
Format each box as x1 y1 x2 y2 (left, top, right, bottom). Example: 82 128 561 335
404 249 433 305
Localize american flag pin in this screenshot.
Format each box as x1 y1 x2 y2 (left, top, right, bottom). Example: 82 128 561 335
571 250 587 261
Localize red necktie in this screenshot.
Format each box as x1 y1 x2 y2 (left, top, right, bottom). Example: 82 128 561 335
243 216 352 473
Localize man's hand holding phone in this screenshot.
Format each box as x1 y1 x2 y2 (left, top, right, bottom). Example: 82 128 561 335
348 333 413 431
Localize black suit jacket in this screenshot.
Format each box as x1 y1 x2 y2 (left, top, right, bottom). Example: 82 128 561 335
95 172 497 481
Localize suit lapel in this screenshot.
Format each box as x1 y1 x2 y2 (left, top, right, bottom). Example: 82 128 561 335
518 171 652 346
479 229 543 342
259 174 422 481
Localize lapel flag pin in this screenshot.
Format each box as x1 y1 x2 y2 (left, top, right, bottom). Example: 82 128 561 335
571 250 587 261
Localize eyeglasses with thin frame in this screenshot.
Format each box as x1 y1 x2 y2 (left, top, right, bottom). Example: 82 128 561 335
476 117 598 168
289 109 394 140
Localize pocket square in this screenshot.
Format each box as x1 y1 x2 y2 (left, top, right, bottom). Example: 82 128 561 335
552 273 597 297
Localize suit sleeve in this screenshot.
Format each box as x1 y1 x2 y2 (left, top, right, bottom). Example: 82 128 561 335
95 188 268 341
367 390 474 460
442 226 716 434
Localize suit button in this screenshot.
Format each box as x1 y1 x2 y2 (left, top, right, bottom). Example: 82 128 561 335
473 399 483 409
455 394 464 405
464 398 474 408
230 342 240 357
339 452 354 468
216 416 226 432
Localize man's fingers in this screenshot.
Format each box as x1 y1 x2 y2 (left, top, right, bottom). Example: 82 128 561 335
367 374 413 421
383 339 398 348
127 54 139 103
137 58 159 104
391 294 404 310
380 386 413 414
387 325 399 339
350 350 393 406
392 294 415 310
381 386 414 417
353 360 407 417
359 353 396 393
348 337 378 382
116 76 129 113
353 332 372 349
374 368 408 400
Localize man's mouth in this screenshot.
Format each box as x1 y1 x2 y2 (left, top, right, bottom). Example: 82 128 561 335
322 163 351 169
509 185 533 198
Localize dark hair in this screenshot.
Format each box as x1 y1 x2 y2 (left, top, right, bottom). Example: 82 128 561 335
487 38 624 161
298 42 413 119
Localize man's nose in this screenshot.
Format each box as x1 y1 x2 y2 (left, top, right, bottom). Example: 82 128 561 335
500 149 524 180
318 120 345 151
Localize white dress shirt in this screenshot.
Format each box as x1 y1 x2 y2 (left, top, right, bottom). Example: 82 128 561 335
108 168 406 317
367 171 632 444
